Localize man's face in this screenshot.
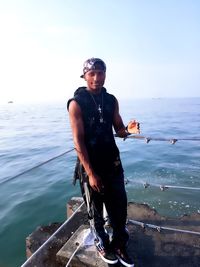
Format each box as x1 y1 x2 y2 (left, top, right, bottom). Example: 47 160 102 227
84 70 106 91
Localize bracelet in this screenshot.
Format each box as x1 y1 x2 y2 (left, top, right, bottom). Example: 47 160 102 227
125 126 131 135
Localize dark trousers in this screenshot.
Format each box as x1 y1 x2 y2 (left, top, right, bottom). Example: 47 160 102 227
80 172 129 249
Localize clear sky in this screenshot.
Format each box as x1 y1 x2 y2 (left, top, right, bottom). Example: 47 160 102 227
0 0 200 103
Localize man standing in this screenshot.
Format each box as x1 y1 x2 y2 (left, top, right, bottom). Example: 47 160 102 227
68 58 140 266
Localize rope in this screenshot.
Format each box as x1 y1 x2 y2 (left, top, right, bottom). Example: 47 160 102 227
125 179 200 191
121 134 200 144
0 148 75 185
65 242 82 267
128 219 200 236
65 228 92 267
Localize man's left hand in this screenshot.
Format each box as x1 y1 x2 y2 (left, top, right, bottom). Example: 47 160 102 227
127 120 140 134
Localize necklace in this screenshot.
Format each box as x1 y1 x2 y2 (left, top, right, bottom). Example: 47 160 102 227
89 92 104 123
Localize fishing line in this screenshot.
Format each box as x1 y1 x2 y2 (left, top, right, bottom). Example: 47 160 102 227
0 148 75 185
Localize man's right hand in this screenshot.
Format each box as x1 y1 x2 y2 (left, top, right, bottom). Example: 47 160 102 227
88 174 103 192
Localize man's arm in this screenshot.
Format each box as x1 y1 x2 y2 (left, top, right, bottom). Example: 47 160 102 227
113 99 127 137
68 100 103 192
113 98 140 137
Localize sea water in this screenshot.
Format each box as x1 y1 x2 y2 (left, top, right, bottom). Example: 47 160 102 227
0 98 200 267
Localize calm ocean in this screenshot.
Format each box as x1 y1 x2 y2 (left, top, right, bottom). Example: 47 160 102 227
0 98 200 267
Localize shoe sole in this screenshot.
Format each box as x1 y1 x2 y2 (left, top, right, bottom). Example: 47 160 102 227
98 252 118 264
117 256 134 267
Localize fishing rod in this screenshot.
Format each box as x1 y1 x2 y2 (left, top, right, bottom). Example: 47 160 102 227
125 180 200 191
128 219 200 236
21 201 85 267
122 135 200 144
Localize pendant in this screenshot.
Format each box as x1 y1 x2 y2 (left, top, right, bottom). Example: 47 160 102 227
98 104 103 123
98 105 102 113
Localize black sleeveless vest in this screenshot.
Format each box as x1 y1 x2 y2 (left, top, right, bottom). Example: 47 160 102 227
68 87 123 177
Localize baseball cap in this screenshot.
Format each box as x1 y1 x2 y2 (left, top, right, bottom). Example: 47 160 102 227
80 58 106 78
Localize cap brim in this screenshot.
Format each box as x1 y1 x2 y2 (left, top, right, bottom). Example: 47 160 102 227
80 74 84 78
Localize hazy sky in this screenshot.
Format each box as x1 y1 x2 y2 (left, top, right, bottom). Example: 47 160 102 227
0 0 200 103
